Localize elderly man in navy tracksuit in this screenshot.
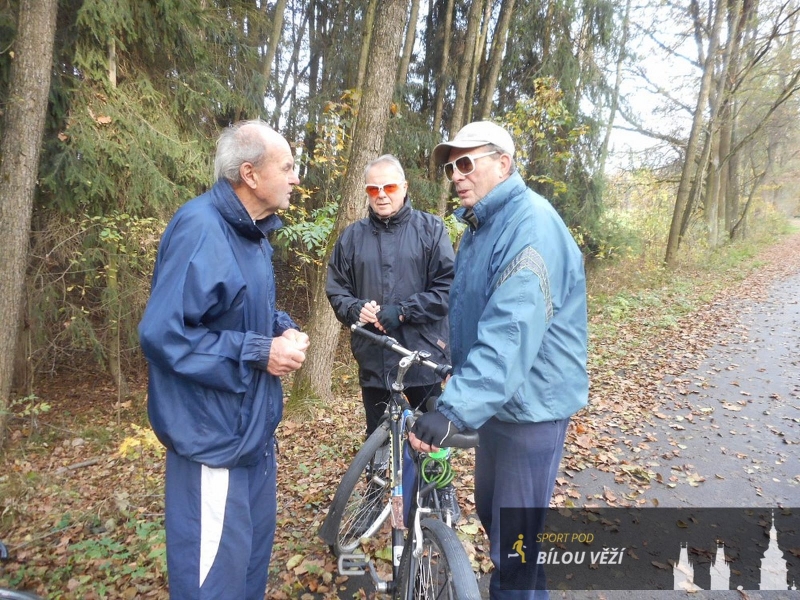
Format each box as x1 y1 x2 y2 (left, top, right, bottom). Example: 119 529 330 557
139 120 309 600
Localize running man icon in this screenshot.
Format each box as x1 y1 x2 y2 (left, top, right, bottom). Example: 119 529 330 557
509 534 527 563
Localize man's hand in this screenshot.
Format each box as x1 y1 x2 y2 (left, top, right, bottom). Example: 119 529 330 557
409 411 460 453
267 330 308 376
377 305 402 332
282 328 310 351
358 300 381 326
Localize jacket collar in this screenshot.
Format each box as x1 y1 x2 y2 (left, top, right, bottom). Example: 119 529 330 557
211 179 282 240
456 172 526 231
368 196 412 229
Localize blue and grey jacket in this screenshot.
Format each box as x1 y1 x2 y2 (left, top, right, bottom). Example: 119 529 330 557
437 172 588 429
139 179 298 469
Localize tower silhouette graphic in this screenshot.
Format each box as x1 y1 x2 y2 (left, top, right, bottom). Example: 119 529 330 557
672 511 797 591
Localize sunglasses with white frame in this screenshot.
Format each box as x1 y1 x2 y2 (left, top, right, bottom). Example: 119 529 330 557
442 150 498 181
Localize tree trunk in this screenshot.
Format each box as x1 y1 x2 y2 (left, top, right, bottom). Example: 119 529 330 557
465 0 492 124
261 0 288 89
726 102 741 237
477 0 516 120
703 0 742 247
356 0 379 93
726 0 768 237
108 39 117 88
0 0 58 445
719 0 744 235
705 134 721 246
427 0 455 179
397 0 421 86
271 8 309 128
448 0 484 139
664 0 725 265
598 0 631 174
105 249 129 398
288 0 409 411
718 98 733 233
436 0 485 215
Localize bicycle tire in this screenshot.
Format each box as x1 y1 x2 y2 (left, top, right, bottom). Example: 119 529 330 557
0 590 44 600
317 421 391 555
395 517 480 600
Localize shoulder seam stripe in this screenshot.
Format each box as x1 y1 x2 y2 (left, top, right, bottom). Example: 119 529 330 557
495 245 553 322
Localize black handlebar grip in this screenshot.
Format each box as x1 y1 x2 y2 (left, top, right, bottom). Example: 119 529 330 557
442 429 480 449
434 364 453 379
351 323 399 348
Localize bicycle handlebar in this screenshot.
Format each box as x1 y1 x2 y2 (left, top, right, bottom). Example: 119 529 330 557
406 412 480 449
350 323 452 379
350 323 479 449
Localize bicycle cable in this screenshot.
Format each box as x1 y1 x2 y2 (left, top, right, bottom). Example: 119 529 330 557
420 450 455 488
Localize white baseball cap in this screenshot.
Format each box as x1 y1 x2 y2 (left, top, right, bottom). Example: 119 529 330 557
433 121 515 166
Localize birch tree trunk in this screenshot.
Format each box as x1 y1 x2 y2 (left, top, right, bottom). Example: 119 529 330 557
0 0 59 444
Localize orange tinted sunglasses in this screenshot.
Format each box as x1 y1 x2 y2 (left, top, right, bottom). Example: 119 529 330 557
365 182 404 198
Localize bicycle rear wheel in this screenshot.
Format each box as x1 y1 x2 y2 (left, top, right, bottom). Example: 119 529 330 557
317 421 391 555
396 517 480 600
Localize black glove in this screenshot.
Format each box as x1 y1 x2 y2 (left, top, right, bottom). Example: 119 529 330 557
411 411 460 448
348 299 368 325
377 304 403 331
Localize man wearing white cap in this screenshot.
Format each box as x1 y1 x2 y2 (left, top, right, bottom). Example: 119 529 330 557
409 121 589 598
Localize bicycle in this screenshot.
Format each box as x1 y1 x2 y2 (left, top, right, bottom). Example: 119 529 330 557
318 323 481 599
0 541 44 600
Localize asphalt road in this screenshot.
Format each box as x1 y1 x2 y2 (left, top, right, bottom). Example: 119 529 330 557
549 268 800 599
570 271 800 509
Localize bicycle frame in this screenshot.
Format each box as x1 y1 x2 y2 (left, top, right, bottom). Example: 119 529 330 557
333 324 479 595
386 353 419 575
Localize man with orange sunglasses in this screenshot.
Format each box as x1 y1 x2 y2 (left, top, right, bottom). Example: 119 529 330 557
326 154 460 517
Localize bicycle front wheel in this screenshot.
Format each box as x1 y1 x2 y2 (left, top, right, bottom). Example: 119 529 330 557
396 517 481 600
317 421 391 555
0 590 45 600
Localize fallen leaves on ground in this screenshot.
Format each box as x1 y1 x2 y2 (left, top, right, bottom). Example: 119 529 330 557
3 231 800 597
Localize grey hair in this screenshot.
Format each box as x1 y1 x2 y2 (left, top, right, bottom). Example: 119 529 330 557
486 143 517 174
364 154 406 181
214 119 277 184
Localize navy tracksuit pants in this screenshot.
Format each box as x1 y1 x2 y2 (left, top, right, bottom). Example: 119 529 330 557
475 417 570 600
164 446 277 600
